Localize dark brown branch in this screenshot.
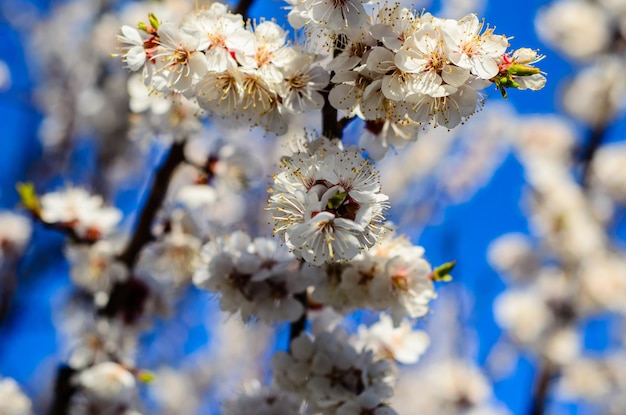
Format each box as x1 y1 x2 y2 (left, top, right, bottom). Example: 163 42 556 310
47 366 77 415
288 292 308 351
528 359 557 415
321 90 343 140
117 141 185 268
233 0 255 18
0 269 16 323
580 124 608 188
37 218 96 245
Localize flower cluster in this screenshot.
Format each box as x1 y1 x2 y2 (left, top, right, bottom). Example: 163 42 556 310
305 228 436 325
272 328 397 415
36 187 122 241
118 3 329 135
193 230 308 323
320 5 544 157
267 138 389 265
330 10 500 127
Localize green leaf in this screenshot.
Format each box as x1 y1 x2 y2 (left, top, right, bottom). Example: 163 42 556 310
138 370 156 383
137 21 148 32
431 260 456 282
148 13 160 30
16 182 40 215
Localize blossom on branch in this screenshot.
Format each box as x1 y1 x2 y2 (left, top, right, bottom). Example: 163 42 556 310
267 138 389 265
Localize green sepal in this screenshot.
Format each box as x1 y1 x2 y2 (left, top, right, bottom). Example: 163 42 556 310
507 63 541 76
16 182 40 215
431 260 456 282
137 21 149 32
148 13 160 30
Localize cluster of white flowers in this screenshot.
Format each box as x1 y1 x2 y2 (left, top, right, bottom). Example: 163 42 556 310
118 3 329 135
39 187 122 241
305 228 436 324
267 138 389 265
329 9 503 127
272 328 397 415
118 2 546 149
193 230 309 323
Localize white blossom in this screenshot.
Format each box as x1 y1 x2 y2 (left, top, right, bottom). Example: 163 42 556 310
535 0 611 60
306 229 436 324
193 230 308 323
353 313 430 364
40 187 122 240
72 362 137 413
0 377 33 415
272 328 396 415
268 139 389 265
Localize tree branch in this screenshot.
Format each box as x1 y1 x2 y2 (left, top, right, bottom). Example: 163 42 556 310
580 124 608 188
288 292 308 351
528 359 557 415
117 141 185 268
47 366 77 415
233 0 255 18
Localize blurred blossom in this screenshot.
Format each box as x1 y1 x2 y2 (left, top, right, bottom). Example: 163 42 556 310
510 115 577 165
487 233 540 282
0 212 32 260
561 57 626 126
353 313 430 364
149 368 201 415
70 362 138 414
535 0 612 60
590 142 626 203
65 240 128 301
558 358 613 401
391 359 506 415
0 377 33 415
40 187 122 240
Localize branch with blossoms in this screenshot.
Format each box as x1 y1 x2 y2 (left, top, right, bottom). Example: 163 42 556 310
114 1 546 413
5 0 548 414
